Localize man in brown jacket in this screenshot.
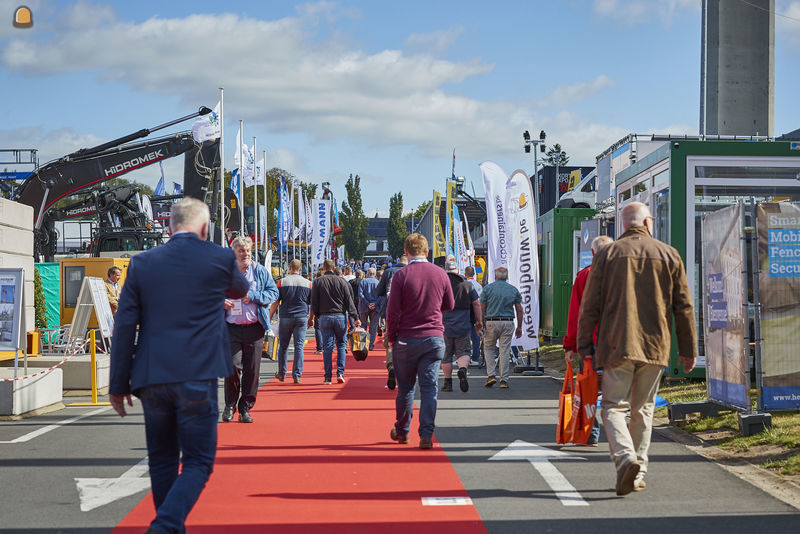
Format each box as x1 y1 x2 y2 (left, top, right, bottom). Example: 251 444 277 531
577 202 697 496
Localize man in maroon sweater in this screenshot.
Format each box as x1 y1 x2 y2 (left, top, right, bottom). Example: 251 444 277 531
386 233 455 449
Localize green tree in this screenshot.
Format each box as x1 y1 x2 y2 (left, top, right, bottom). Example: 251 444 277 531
542 144 570 167
386 192 407 258
33 268 47 329
339 174 368 260
404 200 431 230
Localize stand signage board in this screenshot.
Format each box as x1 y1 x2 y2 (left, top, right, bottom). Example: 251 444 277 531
757 202 800 410
68 277 114 346
0 269 24 352
701 204 748 409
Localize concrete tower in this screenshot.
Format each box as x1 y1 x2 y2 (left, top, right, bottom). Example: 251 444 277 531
700 0 774 136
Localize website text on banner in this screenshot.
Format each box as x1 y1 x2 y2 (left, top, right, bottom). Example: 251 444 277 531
505 169 540 351
757 202 800 411
479 161 511 285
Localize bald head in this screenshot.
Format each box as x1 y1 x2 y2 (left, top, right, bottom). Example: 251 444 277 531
621 202 652 232
591 235 614 254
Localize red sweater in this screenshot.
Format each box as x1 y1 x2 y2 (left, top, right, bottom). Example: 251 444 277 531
386 260 454 343
563 266 597 352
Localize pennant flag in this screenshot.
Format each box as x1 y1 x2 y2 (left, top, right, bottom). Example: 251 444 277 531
172 182 182 195
298 189 307 241
304 195 312 241
462 208 475 268
453 206 468 273
154 161 166 197
479 161 511 284
278 177 291 249
192 101 221 142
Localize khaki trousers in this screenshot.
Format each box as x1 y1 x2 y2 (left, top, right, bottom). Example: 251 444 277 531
600 360 663 476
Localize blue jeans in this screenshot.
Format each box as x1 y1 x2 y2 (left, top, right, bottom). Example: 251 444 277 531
314 317 322 351
392 336 445 439
470 325 481 362
138 379 218 534
319 314 347 380
278 317 308 380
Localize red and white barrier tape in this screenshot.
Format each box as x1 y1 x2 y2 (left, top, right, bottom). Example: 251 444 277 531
0 348 87 382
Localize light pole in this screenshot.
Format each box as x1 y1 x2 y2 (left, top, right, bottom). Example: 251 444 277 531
523 130 546 216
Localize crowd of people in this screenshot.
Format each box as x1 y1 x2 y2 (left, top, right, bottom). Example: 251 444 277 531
107 197 696 532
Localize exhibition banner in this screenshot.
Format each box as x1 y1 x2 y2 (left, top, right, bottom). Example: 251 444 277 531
701 203 748 409
505 169 540 351
311 198 331 268
453 206 469 273
479 161 511 284
757 202 800 410
432 191 447 259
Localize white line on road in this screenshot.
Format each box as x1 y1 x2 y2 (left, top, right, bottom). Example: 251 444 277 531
76 457 151 512
532 460 589 506
0 406 113 444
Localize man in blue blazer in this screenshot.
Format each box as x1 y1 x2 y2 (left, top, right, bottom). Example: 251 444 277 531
110 197 248 534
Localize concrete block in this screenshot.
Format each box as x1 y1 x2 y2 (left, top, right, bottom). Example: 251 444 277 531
0 367 63 416
0 226 33 256
738 412 772 437
0 254 34 276
0 354 109 391
0 198 33 232
668 400 726 422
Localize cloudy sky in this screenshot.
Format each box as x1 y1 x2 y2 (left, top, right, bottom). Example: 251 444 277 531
2 0 800 216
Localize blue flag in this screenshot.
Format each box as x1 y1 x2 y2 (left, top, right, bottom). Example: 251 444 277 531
154 162 166 196
230 169 241 202
172 182 182 195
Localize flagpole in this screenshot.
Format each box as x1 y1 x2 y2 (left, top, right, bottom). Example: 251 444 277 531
263 149 268 261
238 120 245 234
219 87 226 246
252 136 258 256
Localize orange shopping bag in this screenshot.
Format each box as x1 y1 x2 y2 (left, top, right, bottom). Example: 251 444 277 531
570 356 599 444
556 363 575 444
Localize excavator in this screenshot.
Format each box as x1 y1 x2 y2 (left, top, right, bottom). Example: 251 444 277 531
12 107 241 261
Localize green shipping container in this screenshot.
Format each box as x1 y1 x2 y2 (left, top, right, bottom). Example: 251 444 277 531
539 207 595 338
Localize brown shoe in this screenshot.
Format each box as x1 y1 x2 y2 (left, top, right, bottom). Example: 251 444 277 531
484 376 497 388
390 428 408 444
419 437 433 449
499 380 509 389
616 461 641 496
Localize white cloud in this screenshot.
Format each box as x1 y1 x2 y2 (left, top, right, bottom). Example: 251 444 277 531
0 126 104 165
776 1 800 50
538 75 615 108
593 0 699 26
405 28 465 55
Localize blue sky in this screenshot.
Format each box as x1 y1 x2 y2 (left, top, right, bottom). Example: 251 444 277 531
2 0 799 216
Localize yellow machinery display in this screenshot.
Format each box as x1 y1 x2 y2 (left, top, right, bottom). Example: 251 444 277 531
60 257 129 328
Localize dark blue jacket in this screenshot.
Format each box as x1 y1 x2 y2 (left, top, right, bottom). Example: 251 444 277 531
110 233 248 395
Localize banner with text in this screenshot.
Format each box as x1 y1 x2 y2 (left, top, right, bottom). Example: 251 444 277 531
701 203 748 409
506 169 540 350
311 198 331 268
757 202 800 410
432 191 447 259
479 161 511 284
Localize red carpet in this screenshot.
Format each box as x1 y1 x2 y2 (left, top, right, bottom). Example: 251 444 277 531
113 337 487 533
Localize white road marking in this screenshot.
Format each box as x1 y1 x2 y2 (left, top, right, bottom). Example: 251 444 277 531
0 406 113 444
489 439 589 506
421 496 474 506
75 457 151 512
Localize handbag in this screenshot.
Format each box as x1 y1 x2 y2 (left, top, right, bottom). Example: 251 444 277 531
570 356 599 444
261 331 278 360
556 363 575 444
349 327 369 361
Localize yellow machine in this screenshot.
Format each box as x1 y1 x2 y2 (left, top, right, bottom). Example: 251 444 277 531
60 257 129 327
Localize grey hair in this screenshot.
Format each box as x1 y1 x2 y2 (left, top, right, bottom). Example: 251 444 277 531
170 197 209 232
367 267 377 277
621 202 651 231
494 267 508 280
230 236 253 251
355 269 364 279
591 235 614 254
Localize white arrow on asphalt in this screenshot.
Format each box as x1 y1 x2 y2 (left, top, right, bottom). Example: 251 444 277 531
489 440 589 506
75 457 151 512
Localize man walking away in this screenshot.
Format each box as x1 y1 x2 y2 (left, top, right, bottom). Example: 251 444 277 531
464 265 482 363
480 267 522 389
311 259 360 384
386 234 454 449
377 255 407 390
222 236 279 423
441 261 482 393
578 202 696 496
110 198 249 534
563 235 613 446
358 267 380 350
270 259 313 384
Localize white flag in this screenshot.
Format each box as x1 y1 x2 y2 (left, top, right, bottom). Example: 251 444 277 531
453 206 469 273
234 126 256 186
506 169 540 350
254 158 264 186
298 189 306 241
462 209 475 268
192 101 221 142
310 199 331 268
479 161 511 284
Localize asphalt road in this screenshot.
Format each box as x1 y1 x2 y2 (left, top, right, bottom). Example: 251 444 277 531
1 350 798 533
